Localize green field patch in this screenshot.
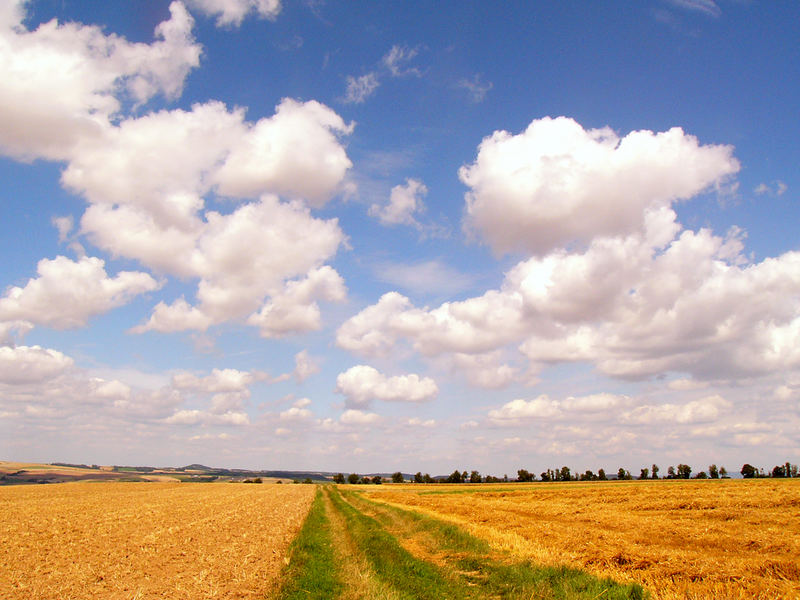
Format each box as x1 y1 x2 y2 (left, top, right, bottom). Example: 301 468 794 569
277 487 342 599
344 488 648 600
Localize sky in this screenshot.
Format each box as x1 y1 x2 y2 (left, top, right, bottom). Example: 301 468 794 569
1 0 799 477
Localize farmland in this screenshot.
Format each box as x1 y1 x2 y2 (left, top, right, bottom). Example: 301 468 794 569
0 481 315 599
363 479 800 599
2 477 798 599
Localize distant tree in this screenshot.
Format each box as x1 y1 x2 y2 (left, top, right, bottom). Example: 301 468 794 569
347 473 360 484
485 475 501 483
414 472 424 483
391 471 404 483
740 463 756 479
539 471 551 482
667 466 676 479
503 474 509 482
694 471 707 479
639 468 649 480
462 470 469 482
580 470 595 481
651 464 660 479
677 464 692 479
708 464 719 479
517 469 534 483
719 466 728 478
302 478 312 484
617 468 631 480
447 469 464 483
790 464 798 478
372 475 383 484
559 466 571 482
598 468 607 481
771 465 786 478
360 476 372 484
423 473 433 483
469 470 482 483
333 473 345 484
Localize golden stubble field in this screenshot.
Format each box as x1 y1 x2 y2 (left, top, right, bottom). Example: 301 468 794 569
366 479 800 600
0 481 315 599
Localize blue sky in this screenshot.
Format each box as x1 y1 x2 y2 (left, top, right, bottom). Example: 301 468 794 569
1 0 798 476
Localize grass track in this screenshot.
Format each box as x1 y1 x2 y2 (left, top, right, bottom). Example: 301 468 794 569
276 488 342 599
277 486 648 599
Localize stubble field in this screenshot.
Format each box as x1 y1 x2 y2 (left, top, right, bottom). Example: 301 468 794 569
364 479 800 599
0 482 315 599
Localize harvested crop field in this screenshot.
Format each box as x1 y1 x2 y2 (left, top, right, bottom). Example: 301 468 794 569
365 479 800 600
0 482 315 599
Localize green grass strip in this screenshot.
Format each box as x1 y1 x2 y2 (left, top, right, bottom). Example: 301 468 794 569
328 486 470 600
345 490 648 600
276 487 342 600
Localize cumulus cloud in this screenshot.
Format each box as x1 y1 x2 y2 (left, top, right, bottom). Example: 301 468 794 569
293 350 320 383
339 408 381 425
339 202 800 382
185 0 281 26
343 73 380 104
0 256 159 330
0 346 74 384
335 365 438 408
621 394 730 424
460 116 739 256
172 368 257 393
247 266 346 338
369 178 427 227
280 398 314 421
0 1 200 161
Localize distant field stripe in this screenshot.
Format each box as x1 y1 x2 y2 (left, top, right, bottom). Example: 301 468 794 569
277 487 342 599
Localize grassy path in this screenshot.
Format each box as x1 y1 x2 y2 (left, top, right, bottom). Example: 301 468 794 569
277 486 648 599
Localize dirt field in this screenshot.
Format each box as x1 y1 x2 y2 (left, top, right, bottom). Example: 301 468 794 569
365 479 800 600
0 481 315 599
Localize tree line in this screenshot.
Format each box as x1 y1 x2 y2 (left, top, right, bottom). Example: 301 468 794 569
332 461 798 484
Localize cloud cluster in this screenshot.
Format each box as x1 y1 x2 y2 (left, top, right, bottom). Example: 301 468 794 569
339 118 800 386
460 116 739 255
0 256 158 329
186 0 282 27
335 365 438 408
0 4 354 338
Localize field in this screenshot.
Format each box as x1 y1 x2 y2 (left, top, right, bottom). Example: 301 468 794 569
2 478 798 599
0 481 315 599
363 479 800 599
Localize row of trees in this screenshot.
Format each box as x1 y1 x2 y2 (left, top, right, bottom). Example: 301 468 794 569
333 461 798 484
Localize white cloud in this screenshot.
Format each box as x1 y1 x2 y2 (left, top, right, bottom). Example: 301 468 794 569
293 350 320 383
186 0 282 27
0 256 159 330
0 345 73 384
668 378 709 391
406 417 436 427
335 365 438 408
754 181 787 197
339 204 800 382
668 0 721 18
450 352 517 389
280 398 313 421
457 74 492 103
369 178 427 227
622 394 730 425
247 266 346 338
382 45 421 77
339 408 381 425
488 396 562 424
0 1 200 161
460 116 739 256
343 73 380 104
129 196 346 334
172 368 256 393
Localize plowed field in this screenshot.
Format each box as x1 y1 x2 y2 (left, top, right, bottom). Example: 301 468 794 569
0 482 315 599
366 479 800 600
